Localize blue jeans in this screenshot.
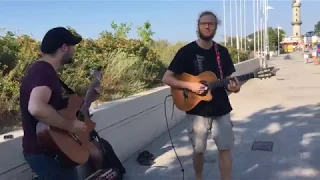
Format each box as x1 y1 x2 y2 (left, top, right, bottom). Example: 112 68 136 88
24 154 78 180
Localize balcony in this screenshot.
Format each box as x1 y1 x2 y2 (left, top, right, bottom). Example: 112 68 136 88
292 21 302 25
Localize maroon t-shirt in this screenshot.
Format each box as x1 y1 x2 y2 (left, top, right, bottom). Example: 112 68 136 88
19 61 64 155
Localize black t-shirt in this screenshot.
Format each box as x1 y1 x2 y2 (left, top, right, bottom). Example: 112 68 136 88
19 61 65 155
168 41 236 117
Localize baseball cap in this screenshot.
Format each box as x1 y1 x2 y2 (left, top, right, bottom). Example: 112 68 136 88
40 27 82 54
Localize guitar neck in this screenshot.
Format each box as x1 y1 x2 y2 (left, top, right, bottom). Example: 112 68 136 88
80 92 94 112
80 83 96 114
76 67 102 121
209 72 255 89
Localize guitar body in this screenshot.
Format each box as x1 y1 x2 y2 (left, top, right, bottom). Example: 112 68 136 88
171 67 279 112
36 94 96 167
171 71 217 112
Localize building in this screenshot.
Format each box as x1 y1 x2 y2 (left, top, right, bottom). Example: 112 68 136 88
303 35 320 44
292 0 302 41
281 36 299 52
280 0 304 52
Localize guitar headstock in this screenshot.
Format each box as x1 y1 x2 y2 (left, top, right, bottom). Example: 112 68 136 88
90 66 102 84
89 66 102 94
79 66 103 113
253 66 279 79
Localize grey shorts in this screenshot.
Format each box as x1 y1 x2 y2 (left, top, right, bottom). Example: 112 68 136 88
187 113 234 153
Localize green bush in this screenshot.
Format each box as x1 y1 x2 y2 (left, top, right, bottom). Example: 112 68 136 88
225 46 250 63
0 23 251 133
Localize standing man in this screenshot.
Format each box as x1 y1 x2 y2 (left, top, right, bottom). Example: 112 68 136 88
20 27 87 180
303 44 311 64
162 11 241 180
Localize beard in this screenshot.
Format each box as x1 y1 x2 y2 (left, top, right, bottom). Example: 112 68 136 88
198 28 215 42
61 53 73 65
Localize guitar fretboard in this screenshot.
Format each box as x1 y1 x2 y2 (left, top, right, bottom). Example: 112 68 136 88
208 72 255 89
77 69 101 120
81 90 95 112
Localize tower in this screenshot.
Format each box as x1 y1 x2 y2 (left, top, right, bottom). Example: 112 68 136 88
292 0 302 40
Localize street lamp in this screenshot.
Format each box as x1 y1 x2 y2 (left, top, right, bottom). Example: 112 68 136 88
263 1 274 68
253 0 256 57
229 0 233 47
223 0 227 46
265 5 274 52
240 0 243 50
277 25 282 55
235 0 240 62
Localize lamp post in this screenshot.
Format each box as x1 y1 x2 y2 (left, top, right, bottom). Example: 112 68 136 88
263 0 274 68
253 0 256 57
235 0 240 62
260 0 263 60
244 0 246 51
240 0 243 50
278 25 282 55
256 0 260 59
265 4 274 55
223 0 227 46
229 0 233 47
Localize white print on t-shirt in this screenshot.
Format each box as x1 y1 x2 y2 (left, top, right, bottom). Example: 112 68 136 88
195 54 205 73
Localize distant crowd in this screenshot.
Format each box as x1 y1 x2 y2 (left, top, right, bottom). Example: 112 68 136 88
302 43 320 64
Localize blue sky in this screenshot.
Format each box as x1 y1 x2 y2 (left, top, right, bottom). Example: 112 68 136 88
0 0 319 43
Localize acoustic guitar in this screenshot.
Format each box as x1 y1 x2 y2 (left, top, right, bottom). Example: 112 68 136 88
36 66 102 167
171 67 279 111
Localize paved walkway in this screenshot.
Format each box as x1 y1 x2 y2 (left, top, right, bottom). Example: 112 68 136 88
123 52 320 180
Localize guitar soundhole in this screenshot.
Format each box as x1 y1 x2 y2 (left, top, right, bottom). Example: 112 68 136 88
199 80 209 96
76 110 85 122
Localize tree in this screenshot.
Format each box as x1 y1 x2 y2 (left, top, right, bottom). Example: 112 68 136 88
246 27 286 51
137 21 154 46
225 36 250 50
110 21 132 39
268 27 286 51
314 21 320 35
0 31 20 75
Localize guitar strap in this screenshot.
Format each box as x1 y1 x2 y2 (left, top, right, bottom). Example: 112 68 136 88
213 42 223 79
59 79 76 95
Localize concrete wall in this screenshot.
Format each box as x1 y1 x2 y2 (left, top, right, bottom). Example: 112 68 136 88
231 58 261 76
0 58 261 180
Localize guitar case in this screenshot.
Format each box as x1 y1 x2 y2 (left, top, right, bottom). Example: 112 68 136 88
59 79 126 180
85 169 119 180
87 130 126 180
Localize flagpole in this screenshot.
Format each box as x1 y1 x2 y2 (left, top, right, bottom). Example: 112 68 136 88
244 0 246 51
253 0 256 57
277 25 282 55
257 0 260 58
223 0 227 46
240 0 243 50
229 0 233 47
235 0 240 62
260 0 263 59
264 0 268 65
